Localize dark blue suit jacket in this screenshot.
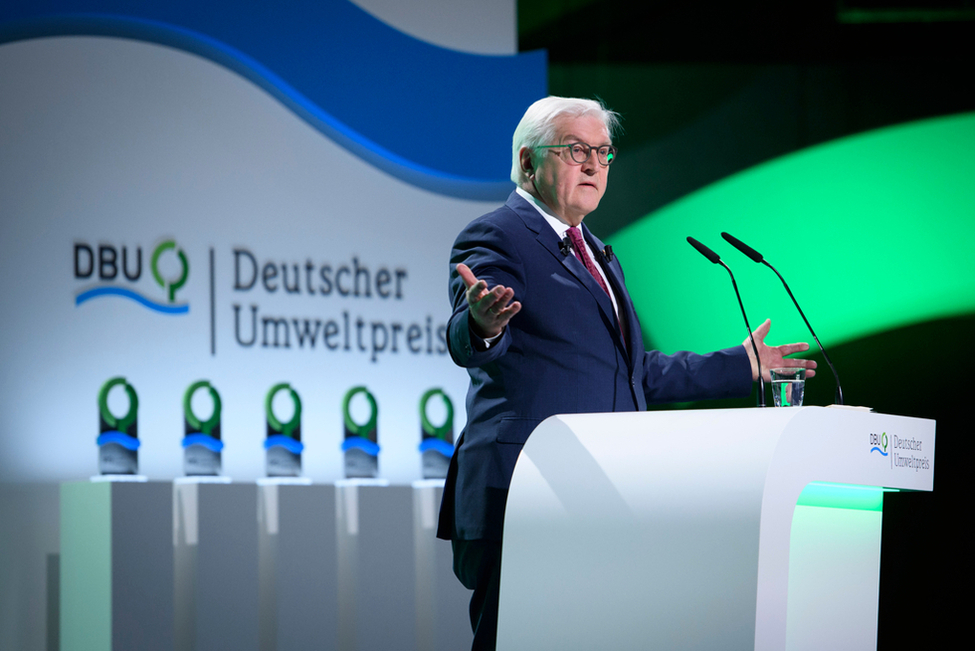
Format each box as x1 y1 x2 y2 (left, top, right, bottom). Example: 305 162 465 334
437 191 752 541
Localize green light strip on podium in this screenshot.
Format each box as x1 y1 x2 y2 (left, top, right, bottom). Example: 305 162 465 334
796 482 895 512
608 112 975 354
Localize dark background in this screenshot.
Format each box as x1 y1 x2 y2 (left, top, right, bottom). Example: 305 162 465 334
517 1 974 648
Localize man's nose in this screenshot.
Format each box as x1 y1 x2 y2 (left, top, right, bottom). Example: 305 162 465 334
581 152 598 173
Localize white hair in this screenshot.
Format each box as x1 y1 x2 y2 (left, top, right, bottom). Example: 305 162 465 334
510 96 621 184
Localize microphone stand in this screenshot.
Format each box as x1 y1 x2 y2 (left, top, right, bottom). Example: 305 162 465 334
687 237 765 407
721 232 844 405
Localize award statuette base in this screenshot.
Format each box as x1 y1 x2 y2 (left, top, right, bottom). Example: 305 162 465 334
98 442 138 475
184 445 221 476
90 474 148 483
343 448 378 479
421 450 450 480
266 446 301 477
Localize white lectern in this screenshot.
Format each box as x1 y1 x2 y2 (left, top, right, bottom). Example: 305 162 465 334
498 407 935 651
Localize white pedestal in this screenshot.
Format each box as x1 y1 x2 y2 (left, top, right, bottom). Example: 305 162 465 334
335 481 416 651
257 483 339 651
412 479 474 651
173 481 259 651
60 481 173 651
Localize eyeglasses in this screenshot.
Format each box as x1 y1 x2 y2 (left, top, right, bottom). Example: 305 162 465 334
535 142 617 166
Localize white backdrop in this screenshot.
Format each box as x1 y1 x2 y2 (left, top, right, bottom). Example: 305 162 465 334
0 0 531 484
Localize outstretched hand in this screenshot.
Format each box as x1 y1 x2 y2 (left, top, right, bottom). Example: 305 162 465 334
743 319 818 382
457 263 522 339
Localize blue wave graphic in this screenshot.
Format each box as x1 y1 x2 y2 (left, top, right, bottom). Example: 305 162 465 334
0 1 547 198
76 286 189 314
97 430 141 450
182 433 224 452
418 438 454 457
264 435 304 454
870 447 889 456
341 437 380 457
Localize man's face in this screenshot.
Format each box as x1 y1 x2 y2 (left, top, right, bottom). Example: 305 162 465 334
527 114 611 226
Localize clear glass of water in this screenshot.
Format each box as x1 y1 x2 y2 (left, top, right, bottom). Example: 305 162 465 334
770 367 806 407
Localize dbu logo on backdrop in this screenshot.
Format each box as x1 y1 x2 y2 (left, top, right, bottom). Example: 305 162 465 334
74 240 190 314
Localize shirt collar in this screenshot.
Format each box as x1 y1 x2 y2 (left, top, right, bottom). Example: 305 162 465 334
515 187 576 239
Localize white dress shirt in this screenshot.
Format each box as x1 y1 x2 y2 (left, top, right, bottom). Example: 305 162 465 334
515 187 620 318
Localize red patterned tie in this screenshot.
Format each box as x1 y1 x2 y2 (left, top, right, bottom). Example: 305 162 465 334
566 226 627 347
566 226 611 298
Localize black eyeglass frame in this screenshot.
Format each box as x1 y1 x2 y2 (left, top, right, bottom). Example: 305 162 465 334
535 142 617 166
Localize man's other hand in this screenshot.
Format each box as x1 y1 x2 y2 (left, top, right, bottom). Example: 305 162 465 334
743 319 818 382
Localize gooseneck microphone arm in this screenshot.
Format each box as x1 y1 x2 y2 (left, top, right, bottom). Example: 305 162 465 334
686 237 765 407
721 232 844 405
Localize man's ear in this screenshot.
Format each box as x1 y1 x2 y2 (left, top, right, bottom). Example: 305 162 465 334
519 147 533 174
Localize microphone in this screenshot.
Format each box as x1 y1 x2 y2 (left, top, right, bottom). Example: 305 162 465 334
686 237 766 407
721 232 844 405
602 245 614 262
687 237 720 264
559 236 572 257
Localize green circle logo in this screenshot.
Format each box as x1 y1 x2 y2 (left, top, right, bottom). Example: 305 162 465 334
266 383 302 438
343 386 378 438
420 388 453 440
98 377 138 435
183 380 222 435
151 240 189 303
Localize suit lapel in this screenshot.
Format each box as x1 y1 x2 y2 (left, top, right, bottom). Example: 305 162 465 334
510 197 617 326
507 193 629 358
582 226 634 364
536 226 608 304
597 247 639 366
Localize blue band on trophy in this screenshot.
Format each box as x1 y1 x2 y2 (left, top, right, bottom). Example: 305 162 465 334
97 431 141 451
182 433 225 452
341 436 381 457
264 434 305 455
418 437 454 457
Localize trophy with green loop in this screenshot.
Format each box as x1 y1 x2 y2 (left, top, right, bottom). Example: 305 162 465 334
182 380 223 476
96 377 140 475
264 383 303 477
341 386 379 478
418 388 454 479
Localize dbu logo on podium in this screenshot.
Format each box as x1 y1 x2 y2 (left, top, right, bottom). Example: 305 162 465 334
869 432 889 456
74 239 190 315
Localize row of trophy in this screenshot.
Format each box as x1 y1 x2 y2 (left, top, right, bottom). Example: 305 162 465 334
95 378 454 480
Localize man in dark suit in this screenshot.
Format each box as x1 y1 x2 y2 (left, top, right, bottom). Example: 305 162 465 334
437 97 816 650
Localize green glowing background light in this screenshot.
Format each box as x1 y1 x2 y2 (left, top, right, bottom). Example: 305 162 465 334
608 113 975 355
